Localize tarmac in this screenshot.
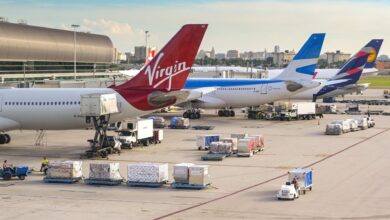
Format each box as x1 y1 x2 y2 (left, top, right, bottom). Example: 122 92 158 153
1 89 390 220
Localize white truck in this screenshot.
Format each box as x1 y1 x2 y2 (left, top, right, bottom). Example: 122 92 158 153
116 119 155 148
277 102 317 121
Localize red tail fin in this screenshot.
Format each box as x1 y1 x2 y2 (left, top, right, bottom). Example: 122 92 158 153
115 24 208 91
144 47 156 66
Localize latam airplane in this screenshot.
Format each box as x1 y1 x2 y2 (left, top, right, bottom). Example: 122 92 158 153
291 40 383 101
191 39 383 80
179 33 325 119
0 24 208 144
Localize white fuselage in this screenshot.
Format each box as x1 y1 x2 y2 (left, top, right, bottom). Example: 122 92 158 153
189 81 306 109
0 88 146 131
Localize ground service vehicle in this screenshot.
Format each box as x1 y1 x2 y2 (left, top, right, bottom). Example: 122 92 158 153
117 119 155 148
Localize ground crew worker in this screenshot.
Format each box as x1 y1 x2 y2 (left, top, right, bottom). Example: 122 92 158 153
292 177 299 190
40 157 49 172
3 160 15 172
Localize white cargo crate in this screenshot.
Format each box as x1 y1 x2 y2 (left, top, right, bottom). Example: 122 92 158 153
80 93 119 116
127 163 168 183
173 163 194 183
89 163 122 180
47 161 82 179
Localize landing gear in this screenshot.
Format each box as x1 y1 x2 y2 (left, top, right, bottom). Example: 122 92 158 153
218 109 235 117
0 134 11 144
183 109 201 119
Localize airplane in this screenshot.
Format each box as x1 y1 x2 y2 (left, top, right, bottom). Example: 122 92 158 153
191 40 383 80
0 24 208 144
267 39 383 79
178 33 325 119
291 39 383 101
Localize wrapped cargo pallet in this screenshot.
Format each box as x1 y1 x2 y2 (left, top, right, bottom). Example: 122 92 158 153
46 161 82 179
196 135 220 150
173 163 194 183
89 163 122 180
148 116 166 128
209 141 232 154
220 138 238 151
189 165 210 185
153 129 164 143
325 124 343 135
237 138 254 156
127 163 168 183
170 117 190 128
248 135 265 152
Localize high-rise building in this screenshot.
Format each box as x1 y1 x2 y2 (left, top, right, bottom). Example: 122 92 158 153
215 53 226 60
226 50 239 59
134 46 146 61
325 50 351 64
274 45 280 53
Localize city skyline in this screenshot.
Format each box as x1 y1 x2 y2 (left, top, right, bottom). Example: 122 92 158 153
0 0 389 55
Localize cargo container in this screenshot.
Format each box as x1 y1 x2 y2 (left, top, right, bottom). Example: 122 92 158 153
46 161 82 179
355 117 368 130
345 119 359 131
329 120 350 133
196 135 220 150
325 123 343 135
169 117 190 129
248 135 265 152
220 138 238 151
209 141 232 154
127 163 168 184
80 93 119 116
237 138 254 157
148 116 166 128
173 163 194 184
88 163 122 181
153 129 163 144
189 165 210 185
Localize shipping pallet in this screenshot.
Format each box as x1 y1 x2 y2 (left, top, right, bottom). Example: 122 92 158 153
168 125 190 129
43 177 81 184
192 125 215 130
237 152 253 157
201 153 230 161
171 182 210 189
85 178 123 186
127 181 167 187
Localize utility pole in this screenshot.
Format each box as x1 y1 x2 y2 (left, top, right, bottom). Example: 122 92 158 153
71 24 80 80
145 30 150 61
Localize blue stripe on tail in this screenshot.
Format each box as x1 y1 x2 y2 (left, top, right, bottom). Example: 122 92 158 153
293 33 325 60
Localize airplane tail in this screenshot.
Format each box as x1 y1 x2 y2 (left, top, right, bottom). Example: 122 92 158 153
363 39 383 69
113 24 208 110
274 33 325 81
330 41 380 83
145 47 156 66
115 24 207 91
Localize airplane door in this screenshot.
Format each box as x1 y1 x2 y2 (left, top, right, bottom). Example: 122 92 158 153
261 84 268 94
0 95 2 112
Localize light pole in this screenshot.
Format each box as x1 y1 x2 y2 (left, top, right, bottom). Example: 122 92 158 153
145 30 150 60
71 24 80 80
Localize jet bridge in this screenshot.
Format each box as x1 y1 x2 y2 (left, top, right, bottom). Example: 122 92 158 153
80 93 119 158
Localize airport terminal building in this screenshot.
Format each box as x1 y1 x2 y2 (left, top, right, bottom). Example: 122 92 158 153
0 21 114 82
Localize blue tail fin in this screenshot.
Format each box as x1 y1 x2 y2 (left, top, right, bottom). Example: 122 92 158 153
364 39 383 69
275 33 325 81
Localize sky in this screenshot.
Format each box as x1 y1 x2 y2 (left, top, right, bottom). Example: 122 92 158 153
0 0 389 55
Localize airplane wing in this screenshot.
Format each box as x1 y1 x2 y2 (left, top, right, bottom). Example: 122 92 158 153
147 87 216 107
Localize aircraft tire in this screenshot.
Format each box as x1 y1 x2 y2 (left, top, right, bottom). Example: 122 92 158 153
0 135 6 144
4 134 10 144
195 112 201 119
218 110 224 117
230 111 235 117
224 110 231 117
183 112 189 118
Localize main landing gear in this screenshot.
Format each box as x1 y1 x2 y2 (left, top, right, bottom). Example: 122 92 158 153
0 134 11 144
218 109 235 117
183 109 201 119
